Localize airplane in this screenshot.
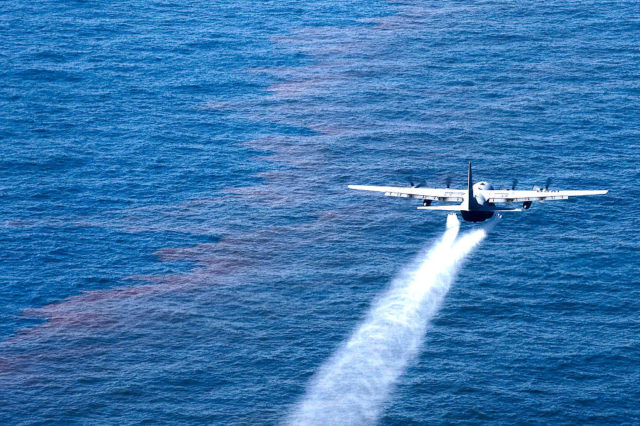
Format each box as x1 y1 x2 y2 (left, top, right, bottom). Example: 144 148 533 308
348 162 608 222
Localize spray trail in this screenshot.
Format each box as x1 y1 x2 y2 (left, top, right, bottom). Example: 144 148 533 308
288 216 493 425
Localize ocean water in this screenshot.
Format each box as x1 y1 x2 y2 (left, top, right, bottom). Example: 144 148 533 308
1 0 638 423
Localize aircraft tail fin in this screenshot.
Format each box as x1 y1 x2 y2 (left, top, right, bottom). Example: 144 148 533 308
466 161 474 209
467 162 473 199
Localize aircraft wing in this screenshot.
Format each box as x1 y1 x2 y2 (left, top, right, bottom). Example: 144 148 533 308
348 185 466 202
484 189 608 203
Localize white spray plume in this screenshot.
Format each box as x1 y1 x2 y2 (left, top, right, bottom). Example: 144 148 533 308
288 214 493 425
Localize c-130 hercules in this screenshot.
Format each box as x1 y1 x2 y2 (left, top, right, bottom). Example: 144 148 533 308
348 163 608 222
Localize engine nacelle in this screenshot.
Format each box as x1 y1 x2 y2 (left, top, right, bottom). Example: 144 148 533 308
523 201 532 209
473 181 494 191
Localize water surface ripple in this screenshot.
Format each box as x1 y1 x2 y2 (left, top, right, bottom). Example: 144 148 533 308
0 0 638 423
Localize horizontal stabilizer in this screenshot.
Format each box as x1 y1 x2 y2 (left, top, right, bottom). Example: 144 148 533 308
490 208 522 212
417 206 522 212
417 205 463 211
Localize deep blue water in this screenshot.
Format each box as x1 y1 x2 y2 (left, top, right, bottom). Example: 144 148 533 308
1 0 639 423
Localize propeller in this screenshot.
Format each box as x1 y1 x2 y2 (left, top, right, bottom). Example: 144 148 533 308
533 178 552 192
408 178 424 188
511 179 518 190
445 176 452 189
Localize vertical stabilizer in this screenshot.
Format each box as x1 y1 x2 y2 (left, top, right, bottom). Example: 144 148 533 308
467 162 473 208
